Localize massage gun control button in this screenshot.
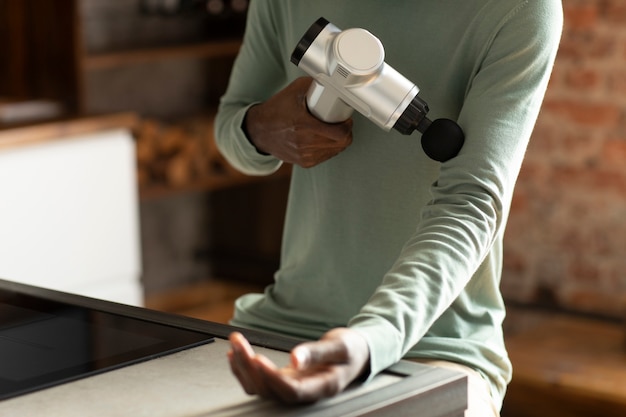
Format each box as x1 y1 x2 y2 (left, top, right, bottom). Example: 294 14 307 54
334 29 384 76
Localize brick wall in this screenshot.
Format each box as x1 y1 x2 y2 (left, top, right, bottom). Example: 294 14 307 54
502 0 626 319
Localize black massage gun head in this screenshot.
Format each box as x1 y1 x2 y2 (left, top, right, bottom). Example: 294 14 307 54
421 118 465 162
393 96 465 162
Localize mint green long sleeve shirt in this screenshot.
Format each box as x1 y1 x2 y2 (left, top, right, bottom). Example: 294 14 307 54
215 0 562 408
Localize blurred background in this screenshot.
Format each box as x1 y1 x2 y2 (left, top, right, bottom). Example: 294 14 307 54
0 1 624 416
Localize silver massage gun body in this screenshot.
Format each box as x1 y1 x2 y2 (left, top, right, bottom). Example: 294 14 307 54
291 17 464 162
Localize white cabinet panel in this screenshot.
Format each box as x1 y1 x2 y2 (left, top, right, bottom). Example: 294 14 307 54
0 129 142 305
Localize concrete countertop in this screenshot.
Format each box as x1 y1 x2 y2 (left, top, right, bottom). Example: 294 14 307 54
0 339 414 417
0 279 467 417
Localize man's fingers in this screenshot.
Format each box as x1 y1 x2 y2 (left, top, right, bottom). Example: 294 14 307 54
228 332 275 397
229 332 256 357
253 354 306 404
289 132 352 168
227 350 255 394
256 354 344 404
228 335 259 395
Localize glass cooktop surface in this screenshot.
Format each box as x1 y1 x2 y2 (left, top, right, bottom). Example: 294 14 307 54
0 288 214 400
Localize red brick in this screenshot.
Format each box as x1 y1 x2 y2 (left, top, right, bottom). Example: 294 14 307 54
568 258 603 284
527 129 598 166
608 70 626 94
557 30 616 60
516 161 549 182
564 2 599 30
560 222 614 258
601 139 626 167
590 169 626 194
502 249 528 274
605 267 626 294
556 228 588 256
509 191 529 212
549 166 626 197
546 70 563 89
564 67 602 90
498 0 626 320
602 0 626 25
542 99 622 127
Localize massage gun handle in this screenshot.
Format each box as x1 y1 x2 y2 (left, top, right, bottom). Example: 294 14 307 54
306 81 354 123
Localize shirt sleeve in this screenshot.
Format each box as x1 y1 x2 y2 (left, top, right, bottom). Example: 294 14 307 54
348 0 563 379
213 0 286 176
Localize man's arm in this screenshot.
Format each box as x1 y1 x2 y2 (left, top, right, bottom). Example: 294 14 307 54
214 2 351 173
244 77 353 168
348 0 564 388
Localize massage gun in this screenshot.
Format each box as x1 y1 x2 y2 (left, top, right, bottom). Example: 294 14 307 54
291 18 464 162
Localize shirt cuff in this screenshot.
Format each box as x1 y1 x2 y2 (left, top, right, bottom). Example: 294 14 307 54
348 317 404 382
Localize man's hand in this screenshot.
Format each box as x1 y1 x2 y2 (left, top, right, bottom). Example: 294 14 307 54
227 328 370 404
244 77 353 168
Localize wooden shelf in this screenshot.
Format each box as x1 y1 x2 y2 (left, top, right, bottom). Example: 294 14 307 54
2 1 273 201
82 39 242 70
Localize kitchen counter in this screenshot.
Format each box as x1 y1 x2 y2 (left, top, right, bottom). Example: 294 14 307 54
0 279 467 416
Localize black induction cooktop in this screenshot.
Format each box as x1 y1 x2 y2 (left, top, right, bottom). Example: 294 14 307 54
0 287 214 401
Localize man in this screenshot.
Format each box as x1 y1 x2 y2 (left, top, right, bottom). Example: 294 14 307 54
214 1 562 415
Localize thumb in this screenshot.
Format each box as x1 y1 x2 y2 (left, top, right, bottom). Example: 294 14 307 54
291 339 349 370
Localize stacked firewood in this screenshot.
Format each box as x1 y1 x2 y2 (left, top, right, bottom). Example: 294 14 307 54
134 115 236 190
